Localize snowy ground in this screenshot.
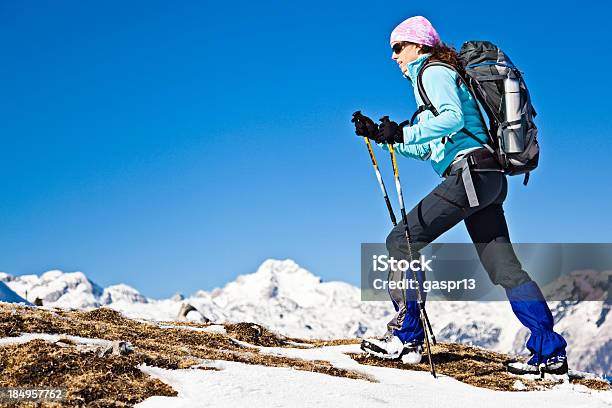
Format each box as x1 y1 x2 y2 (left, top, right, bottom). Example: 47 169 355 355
1 260 610 376
0 315 609 408
136 342 612 408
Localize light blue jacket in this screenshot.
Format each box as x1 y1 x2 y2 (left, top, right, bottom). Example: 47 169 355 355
381 53 488 176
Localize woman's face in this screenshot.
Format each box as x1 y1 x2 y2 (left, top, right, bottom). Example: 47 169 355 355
391 42 423 74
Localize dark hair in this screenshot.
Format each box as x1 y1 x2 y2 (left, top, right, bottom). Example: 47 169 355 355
420 43 465 77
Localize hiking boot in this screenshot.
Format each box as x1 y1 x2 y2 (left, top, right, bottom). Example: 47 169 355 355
507 355 568 376
361 334 404 359
400 341 423 364
541 355 569 375
361 335 423 363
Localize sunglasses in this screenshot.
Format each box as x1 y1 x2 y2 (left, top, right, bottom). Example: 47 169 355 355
392 42 410 54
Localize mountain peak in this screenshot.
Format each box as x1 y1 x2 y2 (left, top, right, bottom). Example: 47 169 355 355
2 269 103 308
213 259 324 307
0 272 13 282
101 284 148 305
40 269 70 280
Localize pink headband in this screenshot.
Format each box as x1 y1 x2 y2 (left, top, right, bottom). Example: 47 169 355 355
390 16 441 47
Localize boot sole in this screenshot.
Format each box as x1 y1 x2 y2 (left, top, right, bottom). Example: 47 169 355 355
360 341 402 360
360 341 422 362
506 360 569 377
542 360 569 375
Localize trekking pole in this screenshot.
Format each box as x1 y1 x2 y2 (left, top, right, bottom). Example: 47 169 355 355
363 137 398 226
382 116 437 378
381 117 437 345
365 135 442 340
353 111 436 372
353 111 398 226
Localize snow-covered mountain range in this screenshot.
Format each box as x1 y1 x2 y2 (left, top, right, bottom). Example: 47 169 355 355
0 259 609 376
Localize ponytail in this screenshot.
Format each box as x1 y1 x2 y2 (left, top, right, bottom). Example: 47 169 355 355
420 43 465 77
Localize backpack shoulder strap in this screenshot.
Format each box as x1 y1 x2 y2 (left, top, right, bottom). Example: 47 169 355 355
414 61 494 151
415 61 459 116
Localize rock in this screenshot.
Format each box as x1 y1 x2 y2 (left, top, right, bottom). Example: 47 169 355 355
97 340 134 357
177 303 210 323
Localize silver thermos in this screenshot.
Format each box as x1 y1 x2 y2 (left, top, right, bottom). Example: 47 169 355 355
497 66 524 153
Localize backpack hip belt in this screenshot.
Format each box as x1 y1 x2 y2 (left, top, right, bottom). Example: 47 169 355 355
443 148 503 208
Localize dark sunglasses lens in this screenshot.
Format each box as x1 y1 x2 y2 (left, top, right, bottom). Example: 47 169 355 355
392 44 403 54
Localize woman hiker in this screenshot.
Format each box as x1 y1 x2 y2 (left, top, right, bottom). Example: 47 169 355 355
352 16 568 375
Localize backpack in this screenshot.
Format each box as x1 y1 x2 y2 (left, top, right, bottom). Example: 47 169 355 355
411 40 539 185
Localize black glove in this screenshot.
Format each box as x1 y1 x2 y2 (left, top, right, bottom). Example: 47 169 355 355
377 116 404 144
351 111 379 141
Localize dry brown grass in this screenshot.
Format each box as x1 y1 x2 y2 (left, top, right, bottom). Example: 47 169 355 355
0 303 608 408
572 378 611 391
224 322 292 347
350 342 610 391
0 304 375 407
306 338 362 347
0 339 177 407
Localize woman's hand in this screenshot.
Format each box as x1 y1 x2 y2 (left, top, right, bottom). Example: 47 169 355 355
351 111 379 141
377 116 404 144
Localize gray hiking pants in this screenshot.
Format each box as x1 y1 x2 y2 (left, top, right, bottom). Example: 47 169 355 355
385 164 532 338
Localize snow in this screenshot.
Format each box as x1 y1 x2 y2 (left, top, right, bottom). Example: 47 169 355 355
550 300 611 375
135 346 612 408
231 342 372 372
0 282 30 304
1 259 610 376
197 325 227 334
157 324 227 334
1 270 102 308
101 284 148 304
513 380 528 391
0 325 608 407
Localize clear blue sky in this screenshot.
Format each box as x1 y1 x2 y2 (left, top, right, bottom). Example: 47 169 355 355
1 1 610 298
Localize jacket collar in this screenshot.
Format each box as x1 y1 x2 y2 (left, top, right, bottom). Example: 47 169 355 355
403 53 432 82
